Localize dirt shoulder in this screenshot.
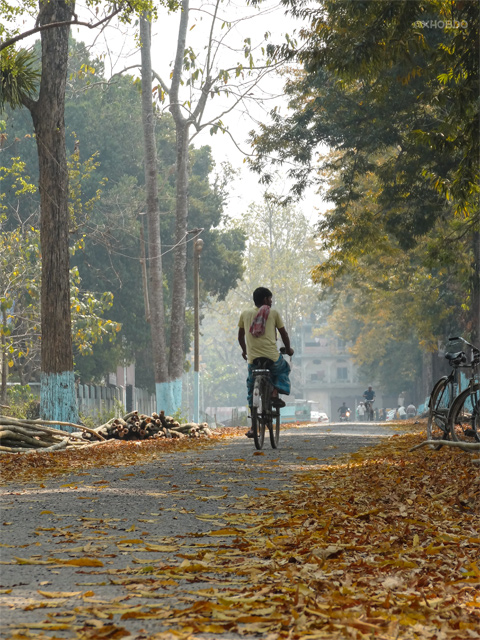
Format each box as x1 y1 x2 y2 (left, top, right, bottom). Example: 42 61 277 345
0 421 478 640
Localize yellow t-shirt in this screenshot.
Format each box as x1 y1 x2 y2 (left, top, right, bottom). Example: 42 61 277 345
238 306 284 364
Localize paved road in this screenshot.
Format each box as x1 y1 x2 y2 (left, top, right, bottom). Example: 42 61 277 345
0 421 402 638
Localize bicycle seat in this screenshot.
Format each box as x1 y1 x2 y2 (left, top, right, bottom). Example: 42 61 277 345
252 357 274 370
445 351 467 365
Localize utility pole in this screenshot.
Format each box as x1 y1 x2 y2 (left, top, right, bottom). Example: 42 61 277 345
193 237 204 423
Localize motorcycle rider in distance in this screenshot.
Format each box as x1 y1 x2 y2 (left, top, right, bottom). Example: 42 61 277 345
338 402 349 421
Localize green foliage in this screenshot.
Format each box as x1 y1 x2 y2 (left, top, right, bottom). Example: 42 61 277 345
54 45 244 383
3 384 39 419
170 406 189 424
0 222 42 384
0 47 39 109
67 137 107 233
249 0 479 390
70 266 121 357
0 159 122 389
199 199 322 409
0 156 36 211
79 397 124 429
2 26 246 388
253 0 478 217
311 152 474 392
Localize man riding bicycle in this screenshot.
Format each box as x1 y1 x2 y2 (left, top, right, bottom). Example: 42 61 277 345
238 287 294 438
363 385 375 403
363 385 376 420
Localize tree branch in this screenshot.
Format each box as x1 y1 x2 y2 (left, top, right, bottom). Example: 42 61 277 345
169 0 189 125
152 70 170 95
411 439 480 451
0 7 123 52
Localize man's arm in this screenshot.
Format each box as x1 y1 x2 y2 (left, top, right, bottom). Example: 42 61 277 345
238 327 247 360
278 327 294 356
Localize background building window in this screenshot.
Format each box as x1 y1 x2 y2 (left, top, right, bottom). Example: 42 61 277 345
337 367 348 380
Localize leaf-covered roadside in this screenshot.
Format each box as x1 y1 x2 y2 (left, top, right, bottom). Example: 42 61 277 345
0 426 248 485
1 427 478 639
138 431 478 640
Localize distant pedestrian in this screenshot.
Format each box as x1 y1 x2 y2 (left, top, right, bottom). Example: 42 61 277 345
357 402 366 421
406 403 416 419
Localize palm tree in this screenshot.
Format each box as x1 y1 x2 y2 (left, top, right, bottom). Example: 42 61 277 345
1 47 39 109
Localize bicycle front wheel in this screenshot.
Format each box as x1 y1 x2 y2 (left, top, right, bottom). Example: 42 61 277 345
251 407 265 450
269 411 280 449
448 383 480 444
427 377 450 449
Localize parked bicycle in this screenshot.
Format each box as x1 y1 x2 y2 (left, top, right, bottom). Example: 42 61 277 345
250 348 289 450
447 340 480 444
427 336 480 448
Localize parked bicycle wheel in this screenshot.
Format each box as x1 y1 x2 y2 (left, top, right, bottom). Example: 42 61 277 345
251 407 266 450
269 410 280 449
448 383 480 444
427 376 451 449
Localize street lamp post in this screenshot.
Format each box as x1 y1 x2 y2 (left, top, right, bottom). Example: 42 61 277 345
193 238 204 423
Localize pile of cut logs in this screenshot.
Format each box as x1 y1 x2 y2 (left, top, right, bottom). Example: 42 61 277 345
0 411 215 454
0 417 104 454
83 410 214 441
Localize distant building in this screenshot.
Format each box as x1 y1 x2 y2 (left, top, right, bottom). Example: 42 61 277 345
290 322 384 419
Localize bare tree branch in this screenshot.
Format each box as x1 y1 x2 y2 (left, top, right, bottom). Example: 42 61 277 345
152 70 170 95
411 439 480 452
0 7 124 52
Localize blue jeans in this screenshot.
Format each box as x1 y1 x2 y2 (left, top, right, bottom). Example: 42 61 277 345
246 354 291 407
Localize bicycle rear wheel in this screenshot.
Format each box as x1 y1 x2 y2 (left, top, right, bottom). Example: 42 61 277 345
365 403 374 421
251 407 265 450
269 411 280 449
448 383 480 444
427 377 450 449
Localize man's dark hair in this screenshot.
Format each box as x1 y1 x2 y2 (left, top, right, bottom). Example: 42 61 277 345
253 287 272 307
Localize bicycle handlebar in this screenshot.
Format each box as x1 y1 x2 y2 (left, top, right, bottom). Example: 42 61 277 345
446 336 480 366
449 336 479 352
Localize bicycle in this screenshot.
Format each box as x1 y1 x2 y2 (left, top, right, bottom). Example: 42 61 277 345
426 336 477 448
364 399 375 421
250 348 289 450
447 339 480 444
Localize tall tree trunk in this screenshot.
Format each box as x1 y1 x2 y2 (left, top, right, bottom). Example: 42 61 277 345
471 230 480 346
422 350 434 402
164 0 191 415
168 120 190 386
139 15 170 410
1 309 7 405
29 0 79 427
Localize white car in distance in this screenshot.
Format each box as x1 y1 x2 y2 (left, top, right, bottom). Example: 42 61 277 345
311 411 329 423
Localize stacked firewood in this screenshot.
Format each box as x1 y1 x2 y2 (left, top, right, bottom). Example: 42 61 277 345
82 410 214 442
0 417 104 454
0 411 215 453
